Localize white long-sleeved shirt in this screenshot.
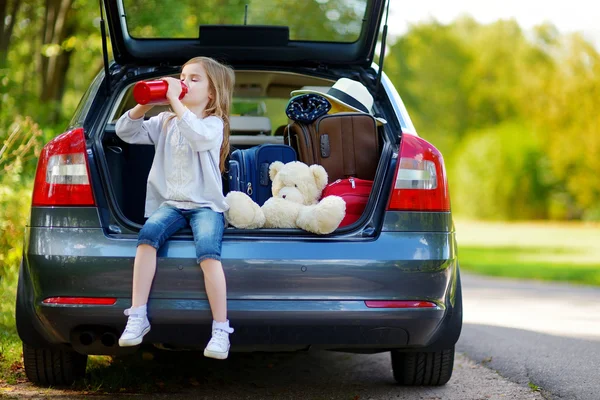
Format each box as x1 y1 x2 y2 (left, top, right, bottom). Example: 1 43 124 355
115 109 229 217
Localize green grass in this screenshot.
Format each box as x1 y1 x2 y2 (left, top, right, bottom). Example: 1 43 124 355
456 220 600 286
0 277 25 385
529 381 541 392
0 329 24 385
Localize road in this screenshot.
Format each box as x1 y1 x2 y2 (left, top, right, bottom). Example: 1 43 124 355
0 351 541 400
458 273 600 400
4 272 600 399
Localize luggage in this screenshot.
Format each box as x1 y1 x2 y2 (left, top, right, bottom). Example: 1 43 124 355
228 144 297 206
321 177 373 227
284 112 379 183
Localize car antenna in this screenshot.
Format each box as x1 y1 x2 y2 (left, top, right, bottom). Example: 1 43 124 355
376 0 391 95
98 0 111 95
244 4 248 25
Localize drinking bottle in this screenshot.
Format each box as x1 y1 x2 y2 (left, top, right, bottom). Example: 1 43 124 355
133 80 188 105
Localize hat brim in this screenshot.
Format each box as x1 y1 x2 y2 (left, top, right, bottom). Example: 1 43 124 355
290 89 387 125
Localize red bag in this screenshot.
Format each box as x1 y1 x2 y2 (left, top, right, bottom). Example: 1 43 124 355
322 177 373 227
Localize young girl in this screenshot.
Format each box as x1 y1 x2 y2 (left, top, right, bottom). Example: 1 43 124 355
114 57 235 360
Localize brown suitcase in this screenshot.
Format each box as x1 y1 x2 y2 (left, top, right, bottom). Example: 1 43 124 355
284 112 379 182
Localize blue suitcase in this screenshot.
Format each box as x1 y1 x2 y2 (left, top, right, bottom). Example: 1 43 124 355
228 144 297 206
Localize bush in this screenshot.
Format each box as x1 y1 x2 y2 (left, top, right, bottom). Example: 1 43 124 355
0 116 43 331
449 121 554 220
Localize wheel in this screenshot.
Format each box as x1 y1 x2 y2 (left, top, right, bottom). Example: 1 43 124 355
391 347 455 386
23 343 87 386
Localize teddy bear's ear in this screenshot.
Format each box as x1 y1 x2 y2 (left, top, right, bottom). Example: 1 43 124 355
309 164 328 191
269 161 285 181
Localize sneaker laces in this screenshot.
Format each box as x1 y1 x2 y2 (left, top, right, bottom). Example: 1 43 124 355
210 329 230 347
123 309 146 334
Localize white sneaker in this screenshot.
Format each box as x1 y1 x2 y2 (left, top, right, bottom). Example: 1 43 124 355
118 308 150 347
204 329 231 359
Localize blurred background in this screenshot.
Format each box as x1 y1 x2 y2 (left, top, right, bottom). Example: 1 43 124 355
1 0 599 384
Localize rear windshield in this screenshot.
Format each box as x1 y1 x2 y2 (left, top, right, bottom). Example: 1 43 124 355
122 0 368 42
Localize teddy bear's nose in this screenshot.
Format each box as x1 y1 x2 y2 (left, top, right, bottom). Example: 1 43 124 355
282 195 287 199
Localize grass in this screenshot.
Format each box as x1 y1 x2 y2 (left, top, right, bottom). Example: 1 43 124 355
528 381 541 392
0 329 24 385
0 276 25 385
456 220 600 286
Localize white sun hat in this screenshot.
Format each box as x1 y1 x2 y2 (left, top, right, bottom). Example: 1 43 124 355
290 78 387 125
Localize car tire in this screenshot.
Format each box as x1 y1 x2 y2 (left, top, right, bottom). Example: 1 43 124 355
390 346 455 386
23 343 87 386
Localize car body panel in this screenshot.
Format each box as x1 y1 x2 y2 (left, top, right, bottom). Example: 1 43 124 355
23 222 457 353
24 226 456 302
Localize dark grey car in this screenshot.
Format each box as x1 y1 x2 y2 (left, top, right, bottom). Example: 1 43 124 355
16 0 462 387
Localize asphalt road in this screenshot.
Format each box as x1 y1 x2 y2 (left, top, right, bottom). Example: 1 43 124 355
1 351 542 400
458 273 600 400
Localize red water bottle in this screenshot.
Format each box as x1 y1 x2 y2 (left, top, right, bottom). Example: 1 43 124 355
133 80 188 105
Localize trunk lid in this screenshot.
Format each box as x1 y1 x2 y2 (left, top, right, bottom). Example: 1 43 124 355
102 0 386 67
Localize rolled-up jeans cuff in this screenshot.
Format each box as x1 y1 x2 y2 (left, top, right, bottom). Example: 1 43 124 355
197 254 221 263
137 239 159 249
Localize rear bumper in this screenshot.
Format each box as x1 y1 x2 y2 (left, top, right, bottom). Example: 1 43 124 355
19 224 460 354
36 299 446 354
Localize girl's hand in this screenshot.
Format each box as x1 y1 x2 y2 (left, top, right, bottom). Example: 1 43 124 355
163 77 183 102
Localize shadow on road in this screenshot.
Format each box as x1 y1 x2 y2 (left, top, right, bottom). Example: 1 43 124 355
79 347 397 397
2 347 545 399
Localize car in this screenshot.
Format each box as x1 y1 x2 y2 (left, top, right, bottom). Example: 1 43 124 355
16 0 462 387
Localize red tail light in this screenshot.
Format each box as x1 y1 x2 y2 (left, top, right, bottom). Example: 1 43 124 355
387 134 450 211
43 297 116 305
32 128 95 206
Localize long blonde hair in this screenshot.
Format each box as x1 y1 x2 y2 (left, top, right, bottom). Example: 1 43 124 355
166 57 234 173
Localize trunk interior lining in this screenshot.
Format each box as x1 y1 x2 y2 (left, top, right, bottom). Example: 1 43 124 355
100 70 393 232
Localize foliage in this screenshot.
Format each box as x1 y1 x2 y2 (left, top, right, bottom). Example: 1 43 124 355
0 119 40 386
0 117 43 331
449 121 553 220
386 17 600 220
385 20 472 156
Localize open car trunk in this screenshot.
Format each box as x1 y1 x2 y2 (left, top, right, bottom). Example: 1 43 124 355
98 69 394 235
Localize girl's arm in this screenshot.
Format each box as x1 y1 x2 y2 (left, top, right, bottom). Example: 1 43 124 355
164 77 223 152
115 105 163 145
129 104 154 120
175 112 223 152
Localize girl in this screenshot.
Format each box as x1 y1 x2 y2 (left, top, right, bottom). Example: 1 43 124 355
114 57 235 360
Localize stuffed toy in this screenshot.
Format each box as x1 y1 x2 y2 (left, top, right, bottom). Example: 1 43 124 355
225 161 346 235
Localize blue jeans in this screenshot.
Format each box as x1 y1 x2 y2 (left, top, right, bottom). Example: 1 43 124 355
137 205 225 263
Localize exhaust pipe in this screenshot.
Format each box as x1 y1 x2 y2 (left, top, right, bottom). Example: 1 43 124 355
101 332 117 347
79 331 96 346
71 327 134 356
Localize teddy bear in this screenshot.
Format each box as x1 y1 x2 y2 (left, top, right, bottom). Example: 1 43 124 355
224 161 346 235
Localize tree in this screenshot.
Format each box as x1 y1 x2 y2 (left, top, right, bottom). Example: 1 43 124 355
39 0 75 104
531 34 600 220
386 17 599 220
385 19 472 156
0 0 22 67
